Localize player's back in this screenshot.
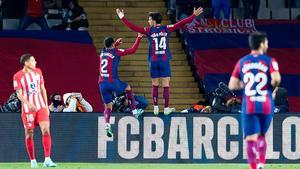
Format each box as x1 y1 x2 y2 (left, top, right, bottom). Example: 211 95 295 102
238 54 278 115
99 48 120 83
146 25 171 62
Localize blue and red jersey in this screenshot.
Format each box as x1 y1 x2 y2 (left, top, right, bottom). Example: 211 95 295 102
231 54 280 115
121 14 196 62
98 36 142 83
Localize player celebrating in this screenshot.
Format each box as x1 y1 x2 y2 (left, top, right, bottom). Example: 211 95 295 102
228 32 281 169
99 33 144 137
13 54 56 168
116 7 203 115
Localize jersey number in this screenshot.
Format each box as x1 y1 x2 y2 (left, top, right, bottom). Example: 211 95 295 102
26 114 34 122
101 59 108 74
153 37 166 51
243 72 268 96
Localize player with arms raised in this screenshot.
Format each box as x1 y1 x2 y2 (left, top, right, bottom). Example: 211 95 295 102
13 54 56 168
228 32 281 169
99 33 144 137
116 7 203 115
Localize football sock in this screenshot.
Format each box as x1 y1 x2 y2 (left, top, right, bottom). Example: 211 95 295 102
25 137 35 160
104 108 112 124
163 87 169 108
247 140 257 169
152 85 159 106
257 135 267 164
42 134 52 158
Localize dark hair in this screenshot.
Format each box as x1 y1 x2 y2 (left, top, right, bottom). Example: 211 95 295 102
248 32 267 50
50 93 60 102
149 12 162 24
104 37 114 48
20 53 33 65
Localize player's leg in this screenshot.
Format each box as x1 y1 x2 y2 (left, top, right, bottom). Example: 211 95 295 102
242 114 261 169
25 129 38 168
161 61 175 115
38 109 56 167
121 82 143 118
150 61 160 115
22 112 38 168
104 103 113 137
99 83 114 137
257 114 273 169
152 78 159 115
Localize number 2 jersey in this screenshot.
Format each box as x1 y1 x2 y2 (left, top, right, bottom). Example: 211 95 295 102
98 36 142 83
231 54 280 115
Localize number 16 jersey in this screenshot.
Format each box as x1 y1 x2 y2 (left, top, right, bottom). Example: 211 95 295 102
231 54 280 115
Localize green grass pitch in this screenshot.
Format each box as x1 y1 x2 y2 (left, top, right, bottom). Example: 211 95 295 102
0 163 300 169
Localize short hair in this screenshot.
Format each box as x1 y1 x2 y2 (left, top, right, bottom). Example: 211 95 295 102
20 53 33 65
248 32 267 50
104 37 114 48
149 12 162 24
50 93 60 102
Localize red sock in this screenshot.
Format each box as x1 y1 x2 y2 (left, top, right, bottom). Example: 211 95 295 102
247 140 257 169
25 137 35 160
42 134 52 157
257 135 267 164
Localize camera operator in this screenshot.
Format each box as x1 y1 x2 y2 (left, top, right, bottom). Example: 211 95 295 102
0 92 21 113
112 92 149 113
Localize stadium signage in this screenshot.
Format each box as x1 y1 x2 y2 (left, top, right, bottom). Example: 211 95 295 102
184 19 257 34
98 114 300 162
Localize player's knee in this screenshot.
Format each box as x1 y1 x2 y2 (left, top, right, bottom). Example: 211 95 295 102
41 128 50 136
26 129 34 138
245 134 258 141
126 85 131 91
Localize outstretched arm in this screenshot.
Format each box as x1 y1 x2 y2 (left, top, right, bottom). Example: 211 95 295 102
117 33 143 56
167 7 203 32
116 8 147 34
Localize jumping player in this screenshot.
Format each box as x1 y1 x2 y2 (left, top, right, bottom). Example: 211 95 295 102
116 7 203 115
99 33 144 137
13 54 56 168
228 32 281 169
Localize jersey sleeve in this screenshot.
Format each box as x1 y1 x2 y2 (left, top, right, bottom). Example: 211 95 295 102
116 36 142 56
270 58 279 74
167 14 196 32
231 61 241 80
121 17 147 34
13 73 22 91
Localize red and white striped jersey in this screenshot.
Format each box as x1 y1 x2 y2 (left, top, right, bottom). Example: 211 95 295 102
13 68 47 113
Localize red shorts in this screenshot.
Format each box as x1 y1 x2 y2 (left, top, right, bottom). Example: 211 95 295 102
21 108 49 129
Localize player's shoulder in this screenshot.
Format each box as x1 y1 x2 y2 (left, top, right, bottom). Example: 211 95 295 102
13 70 23 79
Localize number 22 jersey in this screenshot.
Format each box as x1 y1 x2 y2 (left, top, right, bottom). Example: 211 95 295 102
231 54 280 115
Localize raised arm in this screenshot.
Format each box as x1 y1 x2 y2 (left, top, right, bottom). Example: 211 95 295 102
116 8 147 34
167 7 203 32
117 33 143 56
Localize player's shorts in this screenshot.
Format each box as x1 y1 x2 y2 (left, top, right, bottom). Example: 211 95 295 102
149 60 171 78
21 108 49 129
99 80 128 104
241 113 273 138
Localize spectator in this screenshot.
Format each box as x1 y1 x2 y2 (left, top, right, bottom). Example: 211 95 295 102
52 0 88 30
112 92 149 113
63 92 93 112
212 0 231 19
243 0 260 19
48 93 64 112
19 0 49 30
176 0 201 20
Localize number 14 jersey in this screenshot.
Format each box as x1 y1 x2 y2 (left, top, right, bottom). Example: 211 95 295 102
231 54 280 115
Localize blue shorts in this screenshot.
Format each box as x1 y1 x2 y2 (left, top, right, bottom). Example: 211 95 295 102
241 113 273 138
99 80 128 104
149 61 171 78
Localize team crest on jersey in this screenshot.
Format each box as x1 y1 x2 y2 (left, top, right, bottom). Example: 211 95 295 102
28 82 38 94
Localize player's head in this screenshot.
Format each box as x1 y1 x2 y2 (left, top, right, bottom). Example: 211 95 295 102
249 32 268 53
148 12 162 26
104 37 115 48
20 53 36 69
